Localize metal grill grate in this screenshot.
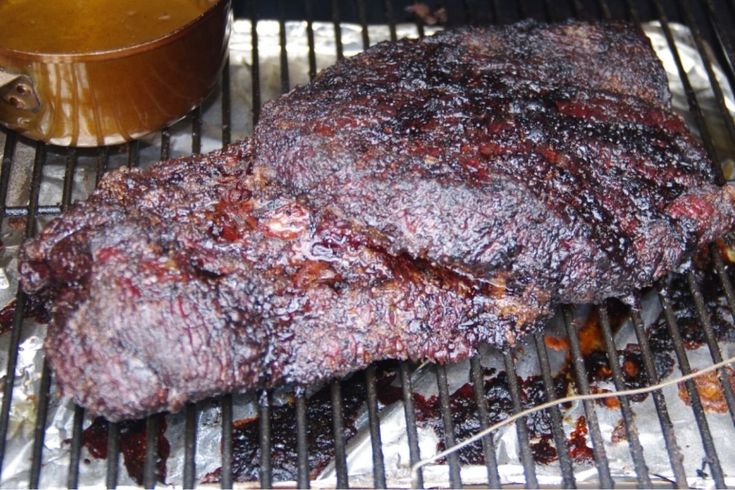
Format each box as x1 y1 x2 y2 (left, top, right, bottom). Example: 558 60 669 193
1 0 735 488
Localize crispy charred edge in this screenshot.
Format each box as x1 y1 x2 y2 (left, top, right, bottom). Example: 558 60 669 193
19 141 253 295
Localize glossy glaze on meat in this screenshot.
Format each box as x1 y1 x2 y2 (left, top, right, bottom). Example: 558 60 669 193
254 20 735 303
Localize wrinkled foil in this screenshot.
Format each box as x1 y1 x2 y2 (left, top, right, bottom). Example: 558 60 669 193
1 19 734 488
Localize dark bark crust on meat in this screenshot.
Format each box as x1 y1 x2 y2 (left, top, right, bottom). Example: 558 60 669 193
18 21 735 420
254 20 735 303
20 143 545 421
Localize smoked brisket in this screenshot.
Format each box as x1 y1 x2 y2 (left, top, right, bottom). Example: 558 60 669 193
18 21 735 420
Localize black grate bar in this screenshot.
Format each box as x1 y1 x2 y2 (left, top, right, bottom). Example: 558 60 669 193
0 142 45 475
143 415 161 489
61 148 78 209
711 245 735 335
544 0 560 22
305 0 318 80
479 0 491 23
651 0 725 183
597 0 612 19
29 145 80 487
357 0 370 50
415 15 425 39
29 362 52 488
686 271 735 426
220 395 233 489
94 146 110 185
160 127 171 165
468 356 502 489
624 0 641 22
295 390 310 489
460 0 470 24
702 0 735 93
331 0 344 61
385 0 398 42
398 362 424 489
222 57 232 147
597 305 652 486
435 364 463 489
127 140 140 168
658 292 726 487
250 0 261 126
515 0 529 20
330 381 349 488
629 301 688 487
569 0 586 18
30 144 81 487
0 131 17 217
258 390 273 488
531 335 576 488
562 307 614 488
502 352 538 489
106 422 120 489
677 0 735 144
22 143 44 236
191 107 202 155
66 406 85 489
490 0 503 23
278 0 290 94
365 365 387 488
183 403 198 488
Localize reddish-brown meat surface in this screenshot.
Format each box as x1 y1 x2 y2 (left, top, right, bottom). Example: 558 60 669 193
254 21 735 303
20 142 547 421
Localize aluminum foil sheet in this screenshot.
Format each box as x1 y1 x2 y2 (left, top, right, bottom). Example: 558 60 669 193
1 19 734 488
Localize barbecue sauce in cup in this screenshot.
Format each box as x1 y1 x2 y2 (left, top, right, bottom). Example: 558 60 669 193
0 0 217 54
0 0 229 146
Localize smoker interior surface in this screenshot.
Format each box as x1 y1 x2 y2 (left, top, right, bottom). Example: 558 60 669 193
1 0 735 488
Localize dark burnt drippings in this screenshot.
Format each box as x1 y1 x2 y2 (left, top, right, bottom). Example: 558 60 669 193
0 301 16 336
647 265 735 351
79 417 169 485
203 363 400 483
0 295 50 336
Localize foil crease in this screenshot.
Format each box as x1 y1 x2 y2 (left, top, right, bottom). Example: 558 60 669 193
0 19 734 488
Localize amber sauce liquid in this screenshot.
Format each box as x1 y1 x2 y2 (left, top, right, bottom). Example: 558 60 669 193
0 0 216 53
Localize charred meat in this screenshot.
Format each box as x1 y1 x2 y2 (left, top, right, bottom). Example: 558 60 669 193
253 21 735 303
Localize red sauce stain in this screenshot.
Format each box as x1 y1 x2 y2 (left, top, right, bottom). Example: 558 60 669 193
567 416 594 463
0 295 50 335
80 417 170 486
611 418 627 444
678 367 735 414
531 436 558 465
544 335 569 352
0 301 16 336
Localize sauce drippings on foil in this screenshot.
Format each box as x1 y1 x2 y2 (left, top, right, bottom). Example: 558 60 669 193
79 417 169 485
0 0 217 54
